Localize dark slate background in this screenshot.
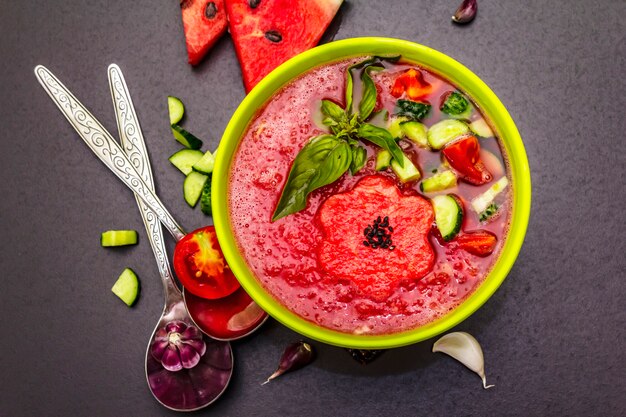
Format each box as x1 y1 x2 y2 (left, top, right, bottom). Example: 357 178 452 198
1 0 624 416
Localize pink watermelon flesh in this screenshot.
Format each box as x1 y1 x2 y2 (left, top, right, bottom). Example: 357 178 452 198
225 0 343 92
181 0 228 66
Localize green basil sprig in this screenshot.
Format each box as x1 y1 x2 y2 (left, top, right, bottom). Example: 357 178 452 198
272 56 404 221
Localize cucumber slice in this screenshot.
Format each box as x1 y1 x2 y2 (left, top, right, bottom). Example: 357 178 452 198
432 194 463 241
171 124 203 150
387 116 410 139
471 176 509 213
101 230 138 247
470 118 494 138
200 177 212 215
420 170 457 193
184 171 209 207
168 96 185 125
169 149 204 175
391 152 421 182
192 150 216 174
111 268 139 306
427 119 470 150
376 150 392 171
400 121 428 147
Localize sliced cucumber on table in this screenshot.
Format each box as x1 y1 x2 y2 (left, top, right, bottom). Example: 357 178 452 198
184 171 209 207
168 96 185 125
169 149 204 175
192 150 216 174
171 124 203 149
101 230 138 247
111 268 139 306
432 194 463 241
200 177 212 215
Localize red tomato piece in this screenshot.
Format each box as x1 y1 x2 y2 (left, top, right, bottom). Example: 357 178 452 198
391 69 433 100
173 226 240 299
442 135 493 185
455 230 498 257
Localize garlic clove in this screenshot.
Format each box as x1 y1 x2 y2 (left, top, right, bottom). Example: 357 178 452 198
432 331 494 389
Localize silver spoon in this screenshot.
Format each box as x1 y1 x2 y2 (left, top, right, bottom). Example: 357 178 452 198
108 65 233 411
34 65 268 341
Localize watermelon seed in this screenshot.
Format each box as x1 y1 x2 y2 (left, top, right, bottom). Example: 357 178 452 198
265 30 282 43
205 2 217 19
248 0 261 8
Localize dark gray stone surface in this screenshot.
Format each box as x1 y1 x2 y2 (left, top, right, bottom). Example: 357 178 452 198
1 0 624 415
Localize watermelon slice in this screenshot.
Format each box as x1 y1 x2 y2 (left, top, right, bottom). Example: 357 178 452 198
225 0 343 92
180 0 228 65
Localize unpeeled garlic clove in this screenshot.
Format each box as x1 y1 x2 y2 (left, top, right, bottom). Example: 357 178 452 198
452 0 478 24
432 331 494 389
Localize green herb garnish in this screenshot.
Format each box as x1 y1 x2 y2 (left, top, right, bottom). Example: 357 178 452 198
441 91 469 115
479 203 499 222
272 56 404 221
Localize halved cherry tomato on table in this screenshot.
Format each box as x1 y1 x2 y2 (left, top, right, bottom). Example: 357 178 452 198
455 230 498 257
391 68 433 100
442 135 493 185
173 225 240 300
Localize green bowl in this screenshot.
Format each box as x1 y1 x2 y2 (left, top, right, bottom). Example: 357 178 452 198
213 37 531 349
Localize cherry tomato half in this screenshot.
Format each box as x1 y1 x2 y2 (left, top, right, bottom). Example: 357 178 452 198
173 226 240 300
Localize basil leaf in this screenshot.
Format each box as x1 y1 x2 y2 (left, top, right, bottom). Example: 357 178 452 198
359 65 384 121
396 99 432 120
272 135 352 221
357 123 405 168
321 99 347 124
349 145 367 175
440 92 469 115
345 55 401 115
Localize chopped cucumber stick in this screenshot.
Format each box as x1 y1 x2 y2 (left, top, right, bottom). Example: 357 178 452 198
101 230 138 247
391 152 421 182
169 149 204 175
192 150 216 174
387 116 409 139
432 194 463 241
376 150 392 171
171 124 203 149
471 176 509 213
470 118 494 138
401 121 428 147
420 170 457 192
184 171 209 207
427 119 470 150
168 96 185 125
200 177 212 215
111 268 139 306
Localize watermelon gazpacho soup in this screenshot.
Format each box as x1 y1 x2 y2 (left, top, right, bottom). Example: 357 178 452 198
228 56 512 335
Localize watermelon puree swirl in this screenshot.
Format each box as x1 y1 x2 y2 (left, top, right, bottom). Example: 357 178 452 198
228 58 510 335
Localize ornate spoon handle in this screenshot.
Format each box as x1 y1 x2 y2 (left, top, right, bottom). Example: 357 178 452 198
34 65 186 242
108 64 181 299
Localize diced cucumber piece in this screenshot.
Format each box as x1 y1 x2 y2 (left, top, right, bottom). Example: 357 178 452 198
471 176 509 213
470 118 494 138
192 150 216 174
432 194 463 241
420 170 457 193
387 116 410 139
427 119 470 150
400 121 428 147
184 171 209 207
169 149 204 175
168 96 185 125
376 150 392 171
111 268 139 306
200 177 212 215
101 230 138 247
391 152 421 182
171 124 202 150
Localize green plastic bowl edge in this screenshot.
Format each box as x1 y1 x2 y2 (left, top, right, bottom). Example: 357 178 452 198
213 37 532 349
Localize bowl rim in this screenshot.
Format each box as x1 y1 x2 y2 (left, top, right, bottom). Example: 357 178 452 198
213 37 531 349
